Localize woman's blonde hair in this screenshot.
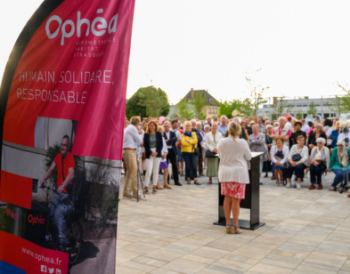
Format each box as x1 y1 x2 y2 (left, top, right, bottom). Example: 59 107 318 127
183 121 191 128
228 121 241 138
146 120 158 134
158 125 164 132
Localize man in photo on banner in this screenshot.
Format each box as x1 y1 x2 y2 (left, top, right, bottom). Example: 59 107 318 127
41 135 75 251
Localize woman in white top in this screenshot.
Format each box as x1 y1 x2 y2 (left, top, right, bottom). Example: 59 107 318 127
286 135 309 189
270 136 289 185
157 126 172 190
217 122 251 234
309 137 330 190
204 122 222 184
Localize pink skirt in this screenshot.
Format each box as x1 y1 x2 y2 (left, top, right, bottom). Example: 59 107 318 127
221 182 246 199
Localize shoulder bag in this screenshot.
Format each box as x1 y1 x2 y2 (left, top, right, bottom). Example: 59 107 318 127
292 147 304 162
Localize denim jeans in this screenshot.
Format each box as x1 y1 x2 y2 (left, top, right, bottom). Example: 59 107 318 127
332 169 350 188
287 163 306 179
50 193 72 245
310 164 326 184
183 152 197 179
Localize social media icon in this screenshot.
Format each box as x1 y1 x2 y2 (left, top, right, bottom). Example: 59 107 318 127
56 269 62 274
49 268 54 273
41 265 47 273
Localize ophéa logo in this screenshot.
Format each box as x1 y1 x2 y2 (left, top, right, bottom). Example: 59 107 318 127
45 9 118 46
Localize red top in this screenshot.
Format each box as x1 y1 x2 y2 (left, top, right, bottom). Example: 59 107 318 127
178 128 184 148
54 152 76 193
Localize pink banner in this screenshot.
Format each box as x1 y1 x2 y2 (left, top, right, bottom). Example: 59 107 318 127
0 0 135 273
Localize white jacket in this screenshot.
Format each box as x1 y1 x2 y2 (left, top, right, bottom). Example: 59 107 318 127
270 145 289 165
217 137 251 184
288 145 309 166
161 137 168 163
204 131 222 152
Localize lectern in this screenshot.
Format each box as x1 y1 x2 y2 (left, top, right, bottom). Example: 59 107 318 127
214 152 265 230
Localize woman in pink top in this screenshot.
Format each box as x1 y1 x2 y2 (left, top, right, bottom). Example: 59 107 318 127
306 122 314 136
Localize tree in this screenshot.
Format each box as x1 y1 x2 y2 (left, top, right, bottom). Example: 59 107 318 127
244 68 269 117
126 86 170 119
191 91 207 118
176 99 195 120
295 108 303 120
219 100 236 118
307 101 317 117
327 97 347 118
138 86 170 117
328 83 350 117
240 99 254 116
219 99 253 118
271 97 291 120
125 91 147 119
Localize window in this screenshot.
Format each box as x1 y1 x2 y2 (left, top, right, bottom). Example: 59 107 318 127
214 108 217 114
208 108 211 114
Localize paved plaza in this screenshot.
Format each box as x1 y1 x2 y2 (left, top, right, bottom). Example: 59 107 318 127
116 171 350 274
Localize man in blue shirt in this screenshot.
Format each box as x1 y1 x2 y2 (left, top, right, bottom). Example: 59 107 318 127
218 115 228 136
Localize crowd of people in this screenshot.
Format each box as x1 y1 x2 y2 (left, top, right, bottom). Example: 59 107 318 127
122 114 350 200
122 114 350 234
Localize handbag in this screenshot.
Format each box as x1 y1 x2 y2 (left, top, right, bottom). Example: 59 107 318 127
192 145 199 156
292 147 304 162
205 150 217 158
327 139 332 146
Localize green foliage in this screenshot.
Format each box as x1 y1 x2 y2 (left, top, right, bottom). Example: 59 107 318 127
240 99 254 116
271 97 291 119
176 99 195 120
126 86 170 119
296 110 303 120
44 144 61 183
198 113 206 120
125 91 147 119
245 68 269 116
307 101 317 117
328 83 350 117
328 97 347 117
192 92 207 118
219 99 253 118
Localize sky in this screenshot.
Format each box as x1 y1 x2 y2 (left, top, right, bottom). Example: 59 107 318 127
1 0 350 105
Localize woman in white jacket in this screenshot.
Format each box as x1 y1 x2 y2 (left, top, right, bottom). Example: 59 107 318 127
204 122 222 184
217 122 251 234
270 137 289 185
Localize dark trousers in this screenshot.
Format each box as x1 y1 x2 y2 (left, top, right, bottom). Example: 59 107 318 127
167 149 179 183
183 152 197 180
198 147 203 175
287 163 305 179
332 169 350 188
310 164 326 184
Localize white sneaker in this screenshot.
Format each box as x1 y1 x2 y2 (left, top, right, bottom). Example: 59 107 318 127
297 184 301 190
123 194 133 199
286 182 291 188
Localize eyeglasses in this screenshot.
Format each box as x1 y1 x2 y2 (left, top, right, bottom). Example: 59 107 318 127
337 145 344 147
61 144 68 147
